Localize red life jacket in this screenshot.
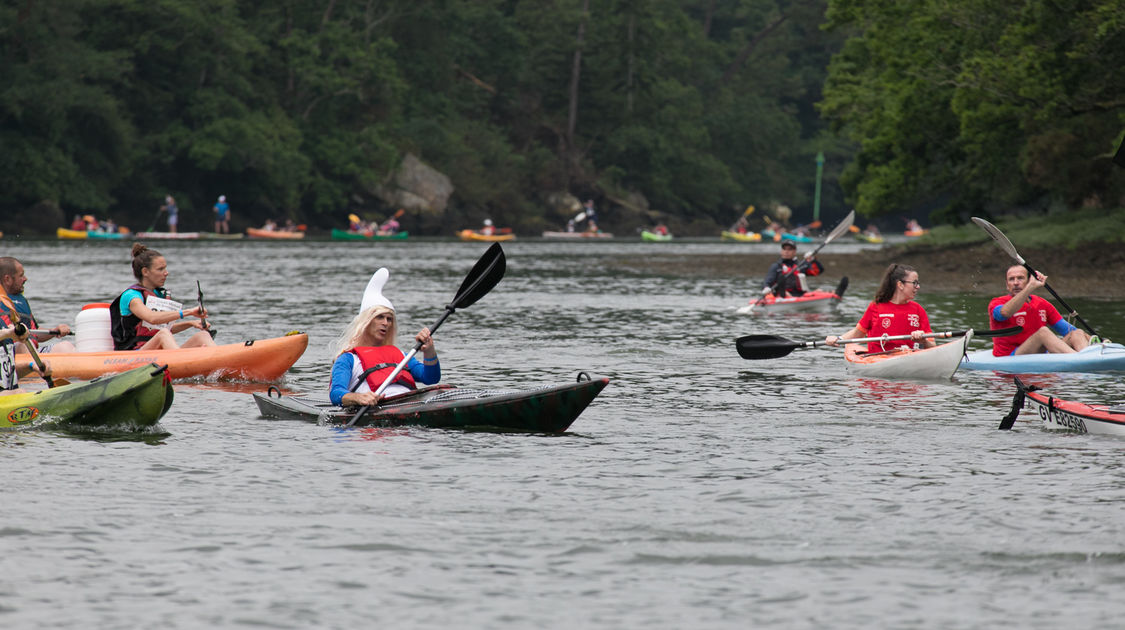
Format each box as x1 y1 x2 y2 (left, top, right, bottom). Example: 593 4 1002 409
353 346 416 392
109 284 168 350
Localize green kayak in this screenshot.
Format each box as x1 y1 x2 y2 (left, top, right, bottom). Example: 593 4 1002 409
331 228 409 241
253 373 608 432
1 364 174 430
640 230 673 242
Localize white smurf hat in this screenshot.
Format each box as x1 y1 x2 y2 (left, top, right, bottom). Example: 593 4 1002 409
360 268 395 314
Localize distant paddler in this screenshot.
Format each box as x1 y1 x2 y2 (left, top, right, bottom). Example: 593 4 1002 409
761 239 824 298
109 243 217 351
329 268 440 407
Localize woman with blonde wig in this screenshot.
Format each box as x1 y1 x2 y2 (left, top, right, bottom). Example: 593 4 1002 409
329 268 439 407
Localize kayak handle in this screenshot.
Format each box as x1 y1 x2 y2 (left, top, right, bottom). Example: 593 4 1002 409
577 371 591 382
267 386 282 398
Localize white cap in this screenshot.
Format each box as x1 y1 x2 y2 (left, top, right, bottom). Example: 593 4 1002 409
360 268 395 314
219 195 226 202
483 218 493 226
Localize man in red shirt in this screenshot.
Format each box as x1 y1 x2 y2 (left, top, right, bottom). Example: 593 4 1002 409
988 265 1090 356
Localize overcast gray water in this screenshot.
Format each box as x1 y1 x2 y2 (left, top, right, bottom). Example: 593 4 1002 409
2 237 1124 629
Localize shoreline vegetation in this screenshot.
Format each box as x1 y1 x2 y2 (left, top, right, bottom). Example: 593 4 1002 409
620 207 1125 299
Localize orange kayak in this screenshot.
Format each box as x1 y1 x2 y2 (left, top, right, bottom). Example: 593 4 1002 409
457 229 515 242
246 228 305 239
33 333 308 381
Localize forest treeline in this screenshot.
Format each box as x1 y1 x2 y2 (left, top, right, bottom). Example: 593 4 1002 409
1 0 1121 235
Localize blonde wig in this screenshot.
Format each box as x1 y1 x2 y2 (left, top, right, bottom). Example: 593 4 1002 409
331 305 397 358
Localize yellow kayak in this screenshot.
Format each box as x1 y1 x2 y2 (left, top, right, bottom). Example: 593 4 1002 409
1 364 173 430
457 229 515 242
721 230 762 242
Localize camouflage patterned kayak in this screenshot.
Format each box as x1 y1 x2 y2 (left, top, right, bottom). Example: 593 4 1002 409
252 373 609 432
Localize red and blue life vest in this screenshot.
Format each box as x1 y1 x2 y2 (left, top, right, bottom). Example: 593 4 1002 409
352 346 416 392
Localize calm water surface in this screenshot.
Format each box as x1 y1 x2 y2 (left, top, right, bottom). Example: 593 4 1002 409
2 238 1124 629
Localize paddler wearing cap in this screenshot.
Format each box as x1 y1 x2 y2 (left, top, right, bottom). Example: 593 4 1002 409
761 239 824 298
328 268 440 407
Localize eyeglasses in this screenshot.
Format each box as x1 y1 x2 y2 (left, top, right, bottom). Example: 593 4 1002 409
901 279 921 288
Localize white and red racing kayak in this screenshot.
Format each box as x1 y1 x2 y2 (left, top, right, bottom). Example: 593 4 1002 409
844 332 972 380
1001 378 1125 436
737 278 848 315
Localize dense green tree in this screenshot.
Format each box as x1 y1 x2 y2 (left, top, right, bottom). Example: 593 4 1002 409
1 0 848 233
821 0 1125 222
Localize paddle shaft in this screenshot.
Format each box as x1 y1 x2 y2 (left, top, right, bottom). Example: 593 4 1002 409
196 280 216 338
735 326 1021 360
8 320 54 387
1018 261 1097 336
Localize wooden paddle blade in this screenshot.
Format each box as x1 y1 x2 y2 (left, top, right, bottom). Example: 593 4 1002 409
450 243 506 309
735 334 803 360
971 217 1025 264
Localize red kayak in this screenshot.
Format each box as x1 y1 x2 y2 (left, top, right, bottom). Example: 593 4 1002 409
737 278 848 315
1001 377 1125 436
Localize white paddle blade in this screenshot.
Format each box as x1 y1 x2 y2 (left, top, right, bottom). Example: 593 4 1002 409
971 217 1025 264
824 210 856 244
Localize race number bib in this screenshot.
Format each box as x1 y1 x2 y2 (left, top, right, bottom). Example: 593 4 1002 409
0 342 16 390
146 295 184 330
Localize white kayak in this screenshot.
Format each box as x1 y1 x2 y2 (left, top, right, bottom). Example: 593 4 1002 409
961 342 1125 373
844 331 972 379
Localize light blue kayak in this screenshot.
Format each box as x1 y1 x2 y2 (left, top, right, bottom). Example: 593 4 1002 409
961 342 1125 373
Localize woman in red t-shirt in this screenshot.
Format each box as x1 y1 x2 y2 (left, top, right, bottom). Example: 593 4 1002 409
825 263 934 353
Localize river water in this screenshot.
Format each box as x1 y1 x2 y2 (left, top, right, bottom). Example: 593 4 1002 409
2 237 1124 629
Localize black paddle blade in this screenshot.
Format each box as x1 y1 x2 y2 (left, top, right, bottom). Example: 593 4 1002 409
999 377 1028 430
735 334 802 360
449 243 506 309
834 276 849 299
975 326 1022 338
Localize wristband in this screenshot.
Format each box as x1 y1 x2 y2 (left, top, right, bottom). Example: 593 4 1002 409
29 362 35 371
179 309 184 319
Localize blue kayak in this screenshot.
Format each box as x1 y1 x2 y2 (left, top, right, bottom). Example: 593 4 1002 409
961 342 1125 373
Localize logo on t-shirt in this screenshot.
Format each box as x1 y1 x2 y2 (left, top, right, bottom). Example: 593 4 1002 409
908 314 920 328
882 317 891 329
1038 309 1048 323
1016 316 1026 327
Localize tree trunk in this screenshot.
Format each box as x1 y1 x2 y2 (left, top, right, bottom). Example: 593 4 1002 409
566 0 590 154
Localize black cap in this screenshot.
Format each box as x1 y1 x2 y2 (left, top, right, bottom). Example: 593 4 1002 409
780 239 797 248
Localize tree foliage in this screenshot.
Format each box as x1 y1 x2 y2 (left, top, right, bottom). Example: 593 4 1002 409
1 0 848 232
821 0 1125 222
